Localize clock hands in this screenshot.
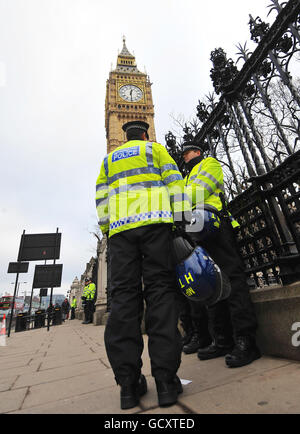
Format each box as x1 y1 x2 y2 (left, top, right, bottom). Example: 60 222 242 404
119 85 142 102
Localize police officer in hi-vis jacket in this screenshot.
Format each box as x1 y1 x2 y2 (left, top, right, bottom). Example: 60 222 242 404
96 120 191 410
181 140 260 368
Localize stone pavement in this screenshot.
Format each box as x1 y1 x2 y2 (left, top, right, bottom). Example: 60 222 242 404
1 319 300 414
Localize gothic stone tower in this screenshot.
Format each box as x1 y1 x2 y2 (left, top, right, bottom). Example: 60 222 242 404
105 37 156 154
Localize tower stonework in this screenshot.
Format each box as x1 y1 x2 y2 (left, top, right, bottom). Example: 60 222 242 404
105 37 156 154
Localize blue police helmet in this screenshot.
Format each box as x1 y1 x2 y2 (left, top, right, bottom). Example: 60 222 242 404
175 245 231 306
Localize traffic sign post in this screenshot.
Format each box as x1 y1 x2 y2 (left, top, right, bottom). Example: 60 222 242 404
7 231 29 337
7 228 63 336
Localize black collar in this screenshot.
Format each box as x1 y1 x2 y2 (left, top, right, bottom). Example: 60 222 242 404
185 155 204 173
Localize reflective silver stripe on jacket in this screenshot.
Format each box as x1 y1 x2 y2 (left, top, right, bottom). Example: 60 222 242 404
108 166 160 184
96 183 108 192
104 156 109 177
98 217 109 226
194 178 221 198
170 193 190 204
198 170 225 193
145 142 154 167
160 163 179 173
96 197 108 207
108 180 165 198
163 174 182 185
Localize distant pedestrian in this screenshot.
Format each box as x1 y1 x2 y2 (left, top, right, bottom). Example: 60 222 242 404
61 298 70 322
47 303 54 325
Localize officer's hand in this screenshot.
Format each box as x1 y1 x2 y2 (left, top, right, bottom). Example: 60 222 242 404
174 211 192 230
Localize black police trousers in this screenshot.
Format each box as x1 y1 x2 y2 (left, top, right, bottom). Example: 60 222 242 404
178 294 211 339
84 300 94 323
104 223 182 386
190 217 257 340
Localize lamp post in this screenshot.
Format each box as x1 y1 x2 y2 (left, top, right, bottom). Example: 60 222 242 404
10 281 27 298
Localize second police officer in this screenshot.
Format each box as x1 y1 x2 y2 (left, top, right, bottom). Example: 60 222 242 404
181 140 261 368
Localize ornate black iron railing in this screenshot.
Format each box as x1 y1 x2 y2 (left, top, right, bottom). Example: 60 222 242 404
228 150 300 286
165 0 300 287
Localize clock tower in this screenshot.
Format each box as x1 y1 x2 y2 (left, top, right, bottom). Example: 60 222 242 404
105 37 156 154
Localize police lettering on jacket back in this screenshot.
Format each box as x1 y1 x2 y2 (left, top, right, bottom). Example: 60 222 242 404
112 146 140 162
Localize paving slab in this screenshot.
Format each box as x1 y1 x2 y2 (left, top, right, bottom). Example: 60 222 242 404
22 370 115 409
175 354 294 398
1 319 300 414
0 361 42 378
0 375 18 392
179 363 300 414
12 386 141 414
0 388 28 413
13 359 108 389
38 353 102 371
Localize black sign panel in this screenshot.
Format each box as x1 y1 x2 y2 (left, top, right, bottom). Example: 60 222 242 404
39 288 48 297
7 262 29 273
18 233 61 262
33 265 63 289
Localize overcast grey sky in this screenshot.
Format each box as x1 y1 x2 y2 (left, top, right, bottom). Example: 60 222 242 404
0 0 274 297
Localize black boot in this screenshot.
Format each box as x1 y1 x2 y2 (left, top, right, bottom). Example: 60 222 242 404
225 336 261 368
182 330 193 346
120 374 147 410
183 332 200 354
197 336 234 360
183 332 211 354
155 375 183 407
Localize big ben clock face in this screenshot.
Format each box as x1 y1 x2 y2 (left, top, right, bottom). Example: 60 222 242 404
119 84 143 102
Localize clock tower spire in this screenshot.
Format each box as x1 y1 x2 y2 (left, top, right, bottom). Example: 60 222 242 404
105 38 156 154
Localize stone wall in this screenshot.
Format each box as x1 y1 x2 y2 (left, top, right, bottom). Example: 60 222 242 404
251 282 300 362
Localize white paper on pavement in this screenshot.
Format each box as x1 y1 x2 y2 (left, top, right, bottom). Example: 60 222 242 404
180 379 192 385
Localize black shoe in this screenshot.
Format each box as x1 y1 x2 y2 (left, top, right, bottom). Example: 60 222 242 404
155 375 183 407
183 333 211 354
197 339 234 360
120 375 147 410
225 336 261 368
81 320 91 324
182 331 193 347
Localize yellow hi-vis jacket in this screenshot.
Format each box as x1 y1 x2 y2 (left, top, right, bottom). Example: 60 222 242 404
96 140 191 237
71 298 77 308
82 283 96 300
184 157 239 229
